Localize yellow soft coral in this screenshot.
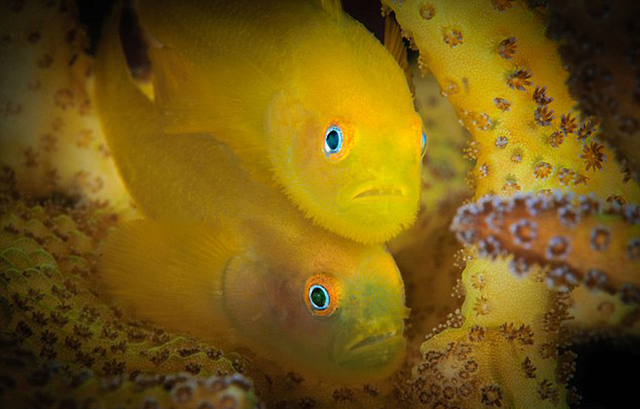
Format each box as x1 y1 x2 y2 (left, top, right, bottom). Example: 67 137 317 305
384 0 640 407
0 0 132 212
386 0 638 203
405 257 573 408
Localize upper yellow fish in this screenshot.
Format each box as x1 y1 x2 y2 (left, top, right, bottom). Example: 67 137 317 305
95 2 407 381
133 0 424 243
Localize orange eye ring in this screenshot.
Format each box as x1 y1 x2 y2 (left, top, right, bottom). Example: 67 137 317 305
303 273 341 317
323 120 352 162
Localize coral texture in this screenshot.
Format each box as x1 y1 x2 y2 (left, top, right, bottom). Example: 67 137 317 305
546 0 640 180
451 192 640 301
384 0 640 407
0 0 133 212
0 168 260 408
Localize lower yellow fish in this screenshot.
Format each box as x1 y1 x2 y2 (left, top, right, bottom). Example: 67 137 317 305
96 3 408 380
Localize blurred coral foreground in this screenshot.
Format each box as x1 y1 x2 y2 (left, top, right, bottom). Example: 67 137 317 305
1 0 639 408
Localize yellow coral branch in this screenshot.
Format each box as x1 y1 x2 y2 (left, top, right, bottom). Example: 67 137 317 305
383 0 640 407
385 0 639 202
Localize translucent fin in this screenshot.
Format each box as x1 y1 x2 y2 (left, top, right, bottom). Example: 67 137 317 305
384 14 411 84
99 219 239 340
148 47 196 110
94 1 157 149
146 45 271 169
147 46 235 134
318 0 343 21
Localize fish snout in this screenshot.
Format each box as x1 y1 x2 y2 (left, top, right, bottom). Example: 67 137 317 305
347 329 401 352
351 185 406 200
333 322 405 378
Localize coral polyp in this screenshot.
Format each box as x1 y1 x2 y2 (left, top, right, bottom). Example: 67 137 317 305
384 0 640 407
385 0 638 202
451 192 640 300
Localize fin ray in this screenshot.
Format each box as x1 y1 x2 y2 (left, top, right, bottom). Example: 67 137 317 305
147 46 272 170
318 0 343 20
100 219 239 340
384 14 412 85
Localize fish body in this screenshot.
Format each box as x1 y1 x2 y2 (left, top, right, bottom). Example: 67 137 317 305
95 3 407 381
135 0 424 243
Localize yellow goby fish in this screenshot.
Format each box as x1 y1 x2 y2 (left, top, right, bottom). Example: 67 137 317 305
134 0 425 244
95 3 408 381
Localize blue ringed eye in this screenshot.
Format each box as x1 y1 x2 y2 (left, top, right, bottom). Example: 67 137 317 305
421 131 428 158
324 126 343 156
308 285 329 310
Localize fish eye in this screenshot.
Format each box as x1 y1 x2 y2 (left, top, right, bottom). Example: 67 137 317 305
421 130 428 158
303 273 340 317
324 125 343 157
308 285 329 310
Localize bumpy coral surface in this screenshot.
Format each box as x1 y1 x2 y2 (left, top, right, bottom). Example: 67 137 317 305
405 256 575 408
546 0 640 180
452 192 640 301
0 168 260 408
0 0 132 212
386 0 638 203
384 0 640 407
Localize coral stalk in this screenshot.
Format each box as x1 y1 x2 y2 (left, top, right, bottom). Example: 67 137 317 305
451 192 640 302
384 0 640 407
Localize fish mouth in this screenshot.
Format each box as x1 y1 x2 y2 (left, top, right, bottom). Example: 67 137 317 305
348 330 399 352
334 329 405 372
352 186 405 200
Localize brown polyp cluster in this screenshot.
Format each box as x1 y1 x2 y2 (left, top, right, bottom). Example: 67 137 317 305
381 0 640 406
0 168 260 408
1 341 258 409
0 0 132 212
451 191 640 303
546 0 640 180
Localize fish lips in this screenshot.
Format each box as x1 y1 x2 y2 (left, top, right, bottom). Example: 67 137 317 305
337 181 414 209
333 329 406 375
334 182 418 230
351 186 406 200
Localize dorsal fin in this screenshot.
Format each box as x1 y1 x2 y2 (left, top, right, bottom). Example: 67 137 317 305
384 14 411 83
148 46 197 110
318 0 343 20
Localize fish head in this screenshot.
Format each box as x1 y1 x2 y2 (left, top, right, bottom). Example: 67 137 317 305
323 248 408 380
222 245 407 381
267 49 425 244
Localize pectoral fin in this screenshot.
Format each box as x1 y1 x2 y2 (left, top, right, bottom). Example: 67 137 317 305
147 45 271 170
99 219 239 339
